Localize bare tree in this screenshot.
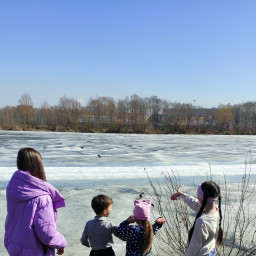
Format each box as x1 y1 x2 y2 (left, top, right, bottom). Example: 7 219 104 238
117 97 130 125
105 97 117 127
57 96 82 130
17 93 34 128
129 94 147 132
2 96 256 134
39 101 54 128
19 93 33 106
214 105 234 132
0 106 16 128
146 96 162 129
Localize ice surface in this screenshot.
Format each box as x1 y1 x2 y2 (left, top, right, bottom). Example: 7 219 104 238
1 131 256 255
1 131 256 168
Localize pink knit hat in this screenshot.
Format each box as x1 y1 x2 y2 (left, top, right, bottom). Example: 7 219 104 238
133 200 151 220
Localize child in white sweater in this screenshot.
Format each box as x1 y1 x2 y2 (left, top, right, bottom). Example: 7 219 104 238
171 181 223 256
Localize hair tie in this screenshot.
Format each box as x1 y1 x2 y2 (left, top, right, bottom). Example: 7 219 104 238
197 185 218 203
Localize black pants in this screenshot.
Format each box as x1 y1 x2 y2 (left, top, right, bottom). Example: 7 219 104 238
90 247 115 256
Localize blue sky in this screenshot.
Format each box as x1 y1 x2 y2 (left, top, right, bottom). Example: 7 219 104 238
0 0 256 108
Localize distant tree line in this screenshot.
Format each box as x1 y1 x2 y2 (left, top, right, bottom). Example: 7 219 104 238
1 93 256 134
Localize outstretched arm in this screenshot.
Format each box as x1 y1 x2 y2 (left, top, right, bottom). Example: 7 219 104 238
171 192 201 212
152 217 166 234
171 192 185 200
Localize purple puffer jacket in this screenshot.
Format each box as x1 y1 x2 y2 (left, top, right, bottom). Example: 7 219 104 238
4 170 67 256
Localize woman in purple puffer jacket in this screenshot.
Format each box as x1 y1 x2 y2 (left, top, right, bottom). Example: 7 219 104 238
4 147 67 256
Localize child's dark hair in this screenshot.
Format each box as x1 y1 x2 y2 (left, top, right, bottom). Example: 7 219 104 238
17 147 46 181
188 181 223 246
91 194 113 215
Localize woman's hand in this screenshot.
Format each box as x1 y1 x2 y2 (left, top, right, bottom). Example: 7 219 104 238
57 248 64 255
171 192 184 200
156 217 166 224
127 215 136 223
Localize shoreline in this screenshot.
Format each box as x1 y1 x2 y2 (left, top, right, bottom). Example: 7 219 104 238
1 127 255 135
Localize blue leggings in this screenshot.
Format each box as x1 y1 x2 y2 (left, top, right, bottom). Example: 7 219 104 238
205 248 215 256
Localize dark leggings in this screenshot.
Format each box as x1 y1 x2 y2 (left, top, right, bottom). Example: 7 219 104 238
90 247 115 256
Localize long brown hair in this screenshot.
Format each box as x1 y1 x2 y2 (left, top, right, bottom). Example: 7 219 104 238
136 219 153 256
188 181 223 246
17 147 46 181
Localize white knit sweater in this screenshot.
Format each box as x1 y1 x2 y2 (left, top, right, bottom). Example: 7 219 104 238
181 194 219 256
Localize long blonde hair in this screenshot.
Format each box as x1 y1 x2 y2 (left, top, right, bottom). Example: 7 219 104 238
136 219 153 256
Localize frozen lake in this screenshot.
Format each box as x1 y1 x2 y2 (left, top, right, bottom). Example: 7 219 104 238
1 131 256 255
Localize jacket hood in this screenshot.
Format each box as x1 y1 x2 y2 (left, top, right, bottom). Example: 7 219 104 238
7 170 65 209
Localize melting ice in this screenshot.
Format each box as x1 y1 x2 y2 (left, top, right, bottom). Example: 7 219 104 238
0 131 256 255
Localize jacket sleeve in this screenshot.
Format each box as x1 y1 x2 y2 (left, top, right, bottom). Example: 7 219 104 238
109 220 117 234
181 194 201 213
80 224 91 247
152 219 164 235
33 197 67 249
114 220 135 241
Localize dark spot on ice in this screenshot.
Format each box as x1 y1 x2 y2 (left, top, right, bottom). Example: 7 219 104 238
120 188 139 194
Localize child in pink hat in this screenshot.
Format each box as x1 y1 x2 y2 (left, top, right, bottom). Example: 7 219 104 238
114 200 165 256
